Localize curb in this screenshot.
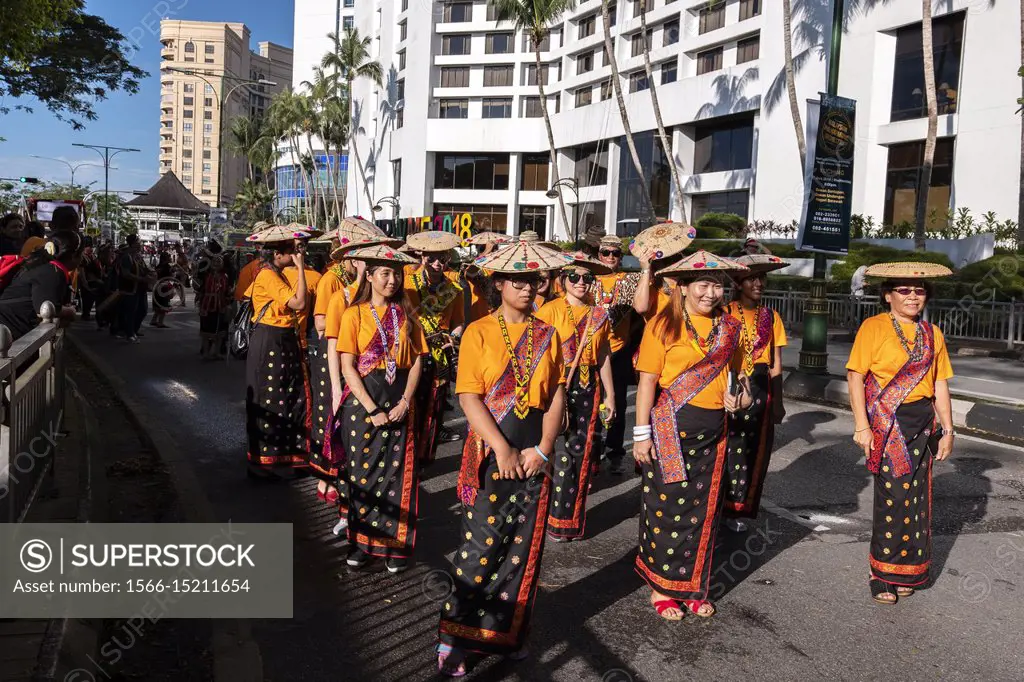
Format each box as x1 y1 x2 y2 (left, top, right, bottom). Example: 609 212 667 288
782 370 1024 446
66 333 263 682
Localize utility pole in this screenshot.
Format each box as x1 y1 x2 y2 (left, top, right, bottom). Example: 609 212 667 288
797 0 845 374
71 144 140 220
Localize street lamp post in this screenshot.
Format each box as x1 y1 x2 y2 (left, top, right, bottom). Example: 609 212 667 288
28 156 106 188
161 66 277 210
372 196 400 219
71 144 141 221
546 178 580 243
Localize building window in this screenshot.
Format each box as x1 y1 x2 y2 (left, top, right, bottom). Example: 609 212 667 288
523 96 546 118
182 175 192 184
661 60 677 84
891 12 964 122
204 97 213 107
521 153 550 191
577 201 606 234
203 136 212 146
434 203 508 232
484 65 514 87
630 31 652 58
576 51 594 75
183 109 194 119
343 16 354 29
393 159 402 196
182 122 193 133
617 130 671 223
697 47 723 75
608 3 618 26
182 135 193 146
482 98 512 118
519 206 548 238
575 142 609 187
486 33 514 54
205 84 215 95
183 83 194 93
522 33 551 52
575 88 593 108
692 190 750 222
398 50 406 70
183 96 194 106
204 123 213 133
694 115 754 173
525 63 555 86
399 20 408 41
202 162 211 172
487 3 500 21
204 44 215 54
663 19 679 46
736 35 760 64
632 0 647 19
183 162 193 171
884 138 955 227
203 150 211 160
443 2 472 22
629 71 649 93
439 66 470 87
578 15 596 40
344 0 354 7
699 4 725 34
204 110 213 120
442 35 470 55
436 98 469 118
600 79 612 100
434 155 511 190
185 41 195 53
739 0 761 20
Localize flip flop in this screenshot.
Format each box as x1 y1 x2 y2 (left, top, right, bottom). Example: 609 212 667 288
682 599 716 617
652 598 684 621
870 578 898 605
895 586 915 598
437 644 467 677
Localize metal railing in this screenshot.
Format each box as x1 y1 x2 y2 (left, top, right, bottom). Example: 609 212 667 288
762 290 1024 349
0 303 66 523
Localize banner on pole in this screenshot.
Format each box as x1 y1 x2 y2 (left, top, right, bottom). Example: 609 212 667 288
797 93 857 255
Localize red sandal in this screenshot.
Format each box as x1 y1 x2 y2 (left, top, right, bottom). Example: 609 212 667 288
652 598 684 621
682 599 716 617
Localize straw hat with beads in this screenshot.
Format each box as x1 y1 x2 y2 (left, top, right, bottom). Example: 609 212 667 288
474 240 573 273
629 222 698 262
343 243 419 266
247 224 313 244
864 262 953 279
656 250 749 279
406 230 462 252
561 250 613 275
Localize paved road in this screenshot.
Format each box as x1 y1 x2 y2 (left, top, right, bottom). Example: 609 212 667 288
71 307 1024 681
783 335 1024 406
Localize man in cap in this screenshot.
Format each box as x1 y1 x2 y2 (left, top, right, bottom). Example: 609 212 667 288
580 224 606 258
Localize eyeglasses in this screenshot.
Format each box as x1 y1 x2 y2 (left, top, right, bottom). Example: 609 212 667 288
599 249 622 258
893 287 927 297
426 254 450 264
507 277 541 290
565 272 596 285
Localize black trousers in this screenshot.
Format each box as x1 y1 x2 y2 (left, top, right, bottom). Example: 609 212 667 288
605 345 634 462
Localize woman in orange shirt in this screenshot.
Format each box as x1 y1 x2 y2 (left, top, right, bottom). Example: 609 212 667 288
437 241 570 676
632 251 751 622
243 228 311 479
536 253 615 542
846 262 955 605
335 244 427 574
722 254 789 530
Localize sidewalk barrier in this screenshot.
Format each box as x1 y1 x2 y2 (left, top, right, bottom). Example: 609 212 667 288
762 291 1024 350
0 302 66 523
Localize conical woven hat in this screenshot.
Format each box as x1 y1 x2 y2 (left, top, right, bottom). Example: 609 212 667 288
317 216 398 244
474 241 573 273
343 243 419 265
247 224 313 243
518 230 560 249
629 222 697 261
732 254 790 274
282 221 323 238
406 230 462 252
251 220 270 231
657 250 749 277
562 250 613 275
864 261 953 279
467 231 512 246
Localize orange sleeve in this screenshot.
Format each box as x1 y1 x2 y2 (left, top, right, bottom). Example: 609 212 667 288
324 292 347 339
635 322 666 376
450 289 466 329
549 330 565 386
314 274 341 317
534 300 557 326
773 311 788 347
408 320 429 355
846 317 879 375
455 325 486 395
337 306 361 356
933 326 954 381
256 270 294 308
235 262 256 300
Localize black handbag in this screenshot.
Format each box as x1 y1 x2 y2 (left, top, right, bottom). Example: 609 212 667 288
229 299 270 359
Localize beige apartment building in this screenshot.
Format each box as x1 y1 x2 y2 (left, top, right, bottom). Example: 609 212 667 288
159 20 292 208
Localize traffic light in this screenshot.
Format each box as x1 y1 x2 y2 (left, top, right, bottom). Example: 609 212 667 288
19 177 39 183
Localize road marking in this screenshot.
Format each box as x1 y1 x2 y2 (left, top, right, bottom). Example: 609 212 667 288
760 499 830 532
958 375 1004 384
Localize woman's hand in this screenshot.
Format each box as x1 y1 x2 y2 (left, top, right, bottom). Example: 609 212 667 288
387 397 410 424
853 427 873 459
496 447 525 480
936 433 954 461
633 438 654 466
370 411 390 428
520 448 550 478
602 395 616 424
724 376 752 413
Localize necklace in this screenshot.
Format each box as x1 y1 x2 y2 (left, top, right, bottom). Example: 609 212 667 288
565 301 595 388
736 302 760 376
369 304 401 384
683 307 720 356
498 313 533 419
889 312 923 362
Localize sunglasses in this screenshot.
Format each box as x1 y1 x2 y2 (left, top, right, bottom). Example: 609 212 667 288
893 287 927 297
426 254 450 264
599 249 622 258
565 272 596 285
507 277 541 290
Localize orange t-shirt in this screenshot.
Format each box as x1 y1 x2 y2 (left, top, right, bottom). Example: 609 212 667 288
455 315 564 410
404 268 465 332
635 312 741 410
323 283 361 339
314 270 347 318
726 301 787 366
467 278 492 322
234 259 260 301
245 268 296 329
337 303 429 370
846 313 954 403
283 266 322 337
535 298 611 368
641 280 673 322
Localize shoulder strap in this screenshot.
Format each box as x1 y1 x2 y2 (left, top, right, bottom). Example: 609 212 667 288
563 311 593 386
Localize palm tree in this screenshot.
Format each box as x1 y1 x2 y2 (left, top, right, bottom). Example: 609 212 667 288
226 114 275 186
232 178 275 221
637 0 686 222
267 90 316 224
322 28 384 216
601 0 655 223
782 0 806 169
303 66 349 225
913 0 938 251
1018 44 1023 250
491 0 575 237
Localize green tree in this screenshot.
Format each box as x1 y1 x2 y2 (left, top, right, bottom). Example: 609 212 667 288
782 0 806 169
231 179 275 222
0 1 146 129
28 181 91 201
913 0 938 251
92 194 137 235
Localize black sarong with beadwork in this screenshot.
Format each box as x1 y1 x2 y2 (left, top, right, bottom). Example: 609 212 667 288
548 368 601 540
245 324 309 469
724 364 774 518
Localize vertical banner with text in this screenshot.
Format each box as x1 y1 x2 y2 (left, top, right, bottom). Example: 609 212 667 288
797 93 857 255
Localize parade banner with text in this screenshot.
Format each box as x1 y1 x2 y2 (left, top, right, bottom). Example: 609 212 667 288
797 93 857 255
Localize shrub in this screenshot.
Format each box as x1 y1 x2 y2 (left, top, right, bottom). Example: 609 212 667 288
954 254 1024 299
696 212 747 237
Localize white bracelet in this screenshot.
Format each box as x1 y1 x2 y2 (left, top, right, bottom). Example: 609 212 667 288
534 445 549 462
633 433 652 443
633 425 652 435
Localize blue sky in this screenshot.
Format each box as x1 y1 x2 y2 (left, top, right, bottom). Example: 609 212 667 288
0 0 294 194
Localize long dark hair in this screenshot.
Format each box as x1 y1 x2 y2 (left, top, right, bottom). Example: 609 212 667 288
351 263 417 334
25 230 83 270
259 240 295 274
651 274 726 345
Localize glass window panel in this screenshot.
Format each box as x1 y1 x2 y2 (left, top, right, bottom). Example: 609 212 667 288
891 12 964 121
691 190 750 222
739 0 761 21
693 115 755 173
486 33 514 54
663 20 679 46
699 4 725 33
737 35 760 64
697 47 723 75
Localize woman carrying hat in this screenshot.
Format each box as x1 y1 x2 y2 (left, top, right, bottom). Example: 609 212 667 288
846 262 955 605
405 230 466 464
535 252 615 541
630 222 699 320
243 226 314 478
437 240 571 676
632 251 752 621
722 254 790 530
333 244 428 574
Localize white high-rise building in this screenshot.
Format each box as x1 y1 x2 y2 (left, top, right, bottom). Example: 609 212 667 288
307 0 1019 240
